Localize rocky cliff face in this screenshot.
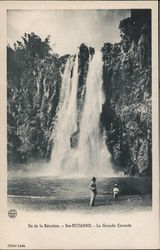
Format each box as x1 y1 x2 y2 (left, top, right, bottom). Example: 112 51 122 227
101 10 152 176
7 33 69 165
7 10 152 176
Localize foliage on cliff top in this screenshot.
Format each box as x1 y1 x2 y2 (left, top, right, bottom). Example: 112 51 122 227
7 33 62 165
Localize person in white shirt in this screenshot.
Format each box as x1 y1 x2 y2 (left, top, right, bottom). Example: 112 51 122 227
89 177 97 207
113 184 119 200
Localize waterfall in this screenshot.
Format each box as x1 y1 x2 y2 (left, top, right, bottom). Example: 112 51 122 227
50 55 79 176
49 51 113 177
77 51 112 176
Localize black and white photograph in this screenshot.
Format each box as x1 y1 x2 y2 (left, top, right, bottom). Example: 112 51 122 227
7 8 152 213
0 1 159 249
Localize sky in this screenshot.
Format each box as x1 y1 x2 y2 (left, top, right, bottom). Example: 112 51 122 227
7 10 130 56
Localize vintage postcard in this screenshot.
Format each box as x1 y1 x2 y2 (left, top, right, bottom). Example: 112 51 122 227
0 1 159 249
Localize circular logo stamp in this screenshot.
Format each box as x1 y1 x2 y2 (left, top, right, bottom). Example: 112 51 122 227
8 209 17 218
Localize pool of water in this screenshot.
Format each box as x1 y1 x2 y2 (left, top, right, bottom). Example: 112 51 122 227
8 176 152 199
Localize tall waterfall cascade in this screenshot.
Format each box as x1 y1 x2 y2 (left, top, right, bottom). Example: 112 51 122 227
49 51 113 177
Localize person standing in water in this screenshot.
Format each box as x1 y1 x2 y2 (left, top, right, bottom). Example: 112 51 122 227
89 177 97 207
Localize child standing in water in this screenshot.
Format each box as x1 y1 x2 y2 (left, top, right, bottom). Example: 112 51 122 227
89 177 97 207
113 184 119 201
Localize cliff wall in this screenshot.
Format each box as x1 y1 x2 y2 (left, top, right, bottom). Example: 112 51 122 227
7 10 152 176
101 10 151 175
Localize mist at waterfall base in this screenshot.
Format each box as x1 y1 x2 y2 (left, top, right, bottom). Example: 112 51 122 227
46 51 114 178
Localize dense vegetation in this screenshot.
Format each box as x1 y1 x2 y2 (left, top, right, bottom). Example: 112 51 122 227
7 33 68 165
7 10 152 176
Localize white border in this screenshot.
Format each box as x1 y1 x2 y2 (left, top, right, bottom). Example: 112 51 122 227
0 1 159 249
